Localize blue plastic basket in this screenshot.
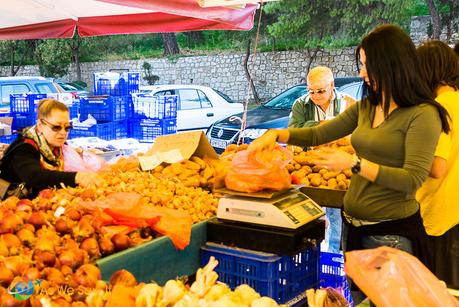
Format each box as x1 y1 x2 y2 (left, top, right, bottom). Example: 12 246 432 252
132 95 178 119
319 251 353 305
68 103 79 120
80 96 130 122
201 243 319 305
93 72 140 96
68 120 128 141
10 93 47 115
12 114 35 131
0 134 18 144
129 118 177 142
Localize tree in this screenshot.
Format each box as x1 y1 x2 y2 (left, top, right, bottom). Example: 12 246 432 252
34 39 71 77
264 0 417 73
0 40 36 76
68 34 86 81
424 0 458 41
142 62 160 85
161 33 180 55
185 31 205 48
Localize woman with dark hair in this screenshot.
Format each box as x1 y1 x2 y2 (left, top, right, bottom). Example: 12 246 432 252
248 24 450 267
0 98 102 198
416 40 459 289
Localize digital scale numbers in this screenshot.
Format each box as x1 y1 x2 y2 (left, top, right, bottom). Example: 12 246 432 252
285 200 322 224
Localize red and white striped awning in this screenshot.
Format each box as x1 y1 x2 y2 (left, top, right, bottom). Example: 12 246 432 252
0 0 258 40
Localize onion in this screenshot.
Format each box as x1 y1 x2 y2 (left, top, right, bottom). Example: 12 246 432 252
0 212 23 234
58 248 84 270
43 267 66 285
0 291 26 307
0 237 8 257
24 267 41 280
28 212 48 230
2 196 19 210
99 236 115 256
80 238 100 258
37 198 52 211
23 223 35 232
64 208 81 221
52 298 71 307
109 269 137 287
3 256 29 276
111 233 130 252
15 228 36 247
54 218 73 235
15 199 33 212
0 265 14 287
60 265 73 276
79 189 95 199
73 264 101 288
72 221 95 241
0 234 21 249
33 250 56 269
38 188 54 199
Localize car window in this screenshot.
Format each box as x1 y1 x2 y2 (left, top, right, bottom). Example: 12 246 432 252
263 85 307 109
35 82 57 93
178 89 202 110
213 89 234 103
198 90 212 108
1 84 31 104
154 90 175 96
338 81 364 100
59 83 78 91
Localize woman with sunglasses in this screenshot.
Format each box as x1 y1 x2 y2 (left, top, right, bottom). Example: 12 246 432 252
0 98 101 198
249 24 450 271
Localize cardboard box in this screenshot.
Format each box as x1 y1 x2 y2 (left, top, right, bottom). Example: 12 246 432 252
96 220 207 285
0 117 13 136
139 131 218 170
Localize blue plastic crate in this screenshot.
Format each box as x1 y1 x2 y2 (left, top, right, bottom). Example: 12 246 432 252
201 243 319 305
68 120 128 141
129 118 177 143
319 252 353 305
12 114 35 131
10 93 47 115
0 112 11 117
80 96 130 122
68 103 79 120
132 95 178 119
93 72 140 96
0 134 18 144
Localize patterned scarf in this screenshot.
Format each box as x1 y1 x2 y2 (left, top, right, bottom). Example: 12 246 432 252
22 126 64 171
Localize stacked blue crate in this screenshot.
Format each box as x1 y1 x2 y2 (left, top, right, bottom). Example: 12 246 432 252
69 72 138 140
10 94 47 131
129 94 178 142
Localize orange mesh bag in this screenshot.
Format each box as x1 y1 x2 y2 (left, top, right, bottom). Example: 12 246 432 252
345 246 459 307
225 146 293 193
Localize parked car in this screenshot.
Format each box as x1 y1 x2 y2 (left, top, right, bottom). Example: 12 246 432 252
137 84 243 131
206 77 363 153
0 76 62 112
55 80 90 98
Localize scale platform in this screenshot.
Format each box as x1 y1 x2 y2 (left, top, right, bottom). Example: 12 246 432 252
207 217 325 255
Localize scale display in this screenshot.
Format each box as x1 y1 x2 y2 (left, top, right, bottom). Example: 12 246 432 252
217 190 325 229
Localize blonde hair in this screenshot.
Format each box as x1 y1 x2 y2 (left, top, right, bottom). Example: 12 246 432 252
37 98 69 119
307 66 334 85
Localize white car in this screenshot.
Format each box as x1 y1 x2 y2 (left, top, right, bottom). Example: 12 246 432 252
137 85 243 131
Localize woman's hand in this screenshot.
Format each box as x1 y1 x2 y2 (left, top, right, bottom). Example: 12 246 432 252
75 172 103 188
309 148 354 172
248 129 281 151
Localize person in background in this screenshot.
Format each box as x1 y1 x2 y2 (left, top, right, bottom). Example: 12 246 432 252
416 40 459 289
249 24 450 270
0 99 101 198
288 66 356 128
289 66 356 253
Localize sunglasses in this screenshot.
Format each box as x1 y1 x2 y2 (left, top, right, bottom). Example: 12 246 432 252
308 88 329 95
40 119 73 132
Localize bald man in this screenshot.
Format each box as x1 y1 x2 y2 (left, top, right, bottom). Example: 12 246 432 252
288 66 356 128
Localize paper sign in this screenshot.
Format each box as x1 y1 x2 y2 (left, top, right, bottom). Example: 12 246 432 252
158 149 184 164
138 155 162 171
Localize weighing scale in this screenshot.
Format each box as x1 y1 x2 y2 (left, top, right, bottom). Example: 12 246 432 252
217 188 325 229
208 188 326 255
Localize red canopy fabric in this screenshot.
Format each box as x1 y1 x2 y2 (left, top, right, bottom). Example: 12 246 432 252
0 0 257 40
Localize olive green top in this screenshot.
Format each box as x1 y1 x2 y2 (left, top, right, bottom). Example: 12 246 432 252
288 99 442 221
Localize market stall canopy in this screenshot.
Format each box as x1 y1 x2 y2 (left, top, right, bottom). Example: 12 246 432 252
0 0 258 40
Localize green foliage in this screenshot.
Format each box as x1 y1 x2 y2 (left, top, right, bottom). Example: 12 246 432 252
34 39 71 77
142 62 160 85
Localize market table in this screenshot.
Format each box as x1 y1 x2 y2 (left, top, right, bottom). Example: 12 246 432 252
96 220 207 285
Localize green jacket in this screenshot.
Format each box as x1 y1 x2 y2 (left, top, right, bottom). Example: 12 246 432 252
288 90 347 128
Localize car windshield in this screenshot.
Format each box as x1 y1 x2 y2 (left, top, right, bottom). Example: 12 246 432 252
263 85 307 109
35 82 58 93
59 83 78 91
213 89 235 103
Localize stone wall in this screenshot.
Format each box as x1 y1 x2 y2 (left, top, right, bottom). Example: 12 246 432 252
410 15 459 45
0 48 357 103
